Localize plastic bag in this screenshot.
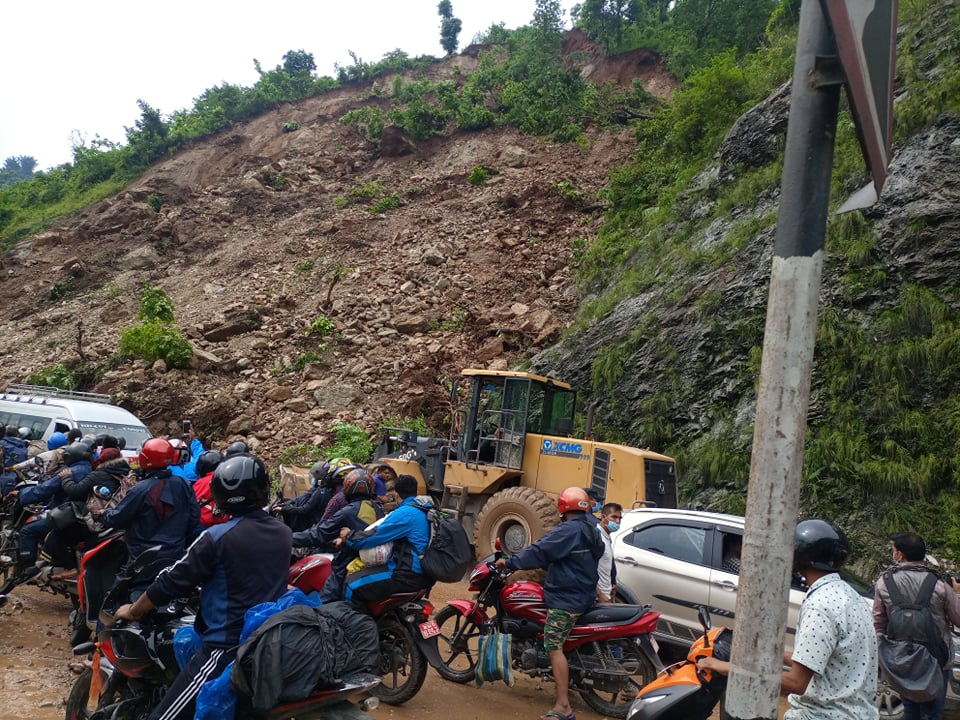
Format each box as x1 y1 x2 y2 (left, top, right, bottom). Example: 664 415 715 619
173 626 202 670
195 660 237 720
474 632 514 687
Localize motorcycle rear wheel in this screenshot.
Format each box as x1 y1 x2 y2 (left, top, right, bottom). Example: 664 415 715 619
370 616 428 705
577 642 658 719
434 604 482 682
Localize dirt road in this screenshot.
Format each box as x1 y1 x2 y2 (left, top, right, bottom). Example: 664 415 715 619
0 581 609 720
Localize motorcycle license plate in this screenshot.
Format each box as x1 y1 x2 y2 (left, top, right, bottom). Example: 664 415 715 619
419 620 441 639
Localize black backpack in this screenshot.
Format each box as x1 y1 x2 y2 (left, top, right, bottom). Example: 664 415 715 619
416 505 474 583
884 570 949 665
877 569 949 702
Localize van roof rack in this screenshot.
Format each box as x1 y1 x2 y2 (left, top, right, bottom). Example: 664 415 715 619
0 384 112 405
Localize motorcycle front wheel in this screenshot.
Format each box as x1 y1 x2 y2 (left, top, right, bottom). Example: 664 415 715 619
65 667 113 720
370 616 428 705
577 640 659 719
434 604 483 683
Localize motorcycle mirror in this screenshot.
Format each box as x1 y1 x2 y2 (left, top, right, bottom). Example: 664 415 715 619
696 605 712 647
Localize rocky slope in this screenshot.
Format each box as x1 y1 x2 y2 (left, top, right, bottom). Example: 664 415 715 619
0 33 676 461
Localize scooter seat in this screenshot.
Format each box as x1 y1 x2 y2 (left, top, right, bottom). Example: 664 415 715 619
578 603 651 626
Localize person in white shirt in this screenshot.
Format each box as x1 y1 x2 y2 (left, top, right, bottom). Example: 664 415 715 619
596 503 622 603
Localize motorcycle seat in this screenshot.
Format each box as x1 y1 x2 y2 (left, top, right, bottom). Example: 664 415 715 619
578 603 651 626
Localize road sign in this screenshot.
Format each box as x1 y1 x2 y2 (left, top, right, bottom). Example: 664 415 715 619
822 0 898 197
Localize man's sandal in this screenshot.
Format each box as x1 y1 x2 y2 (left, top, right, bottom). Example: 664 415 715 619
538 711 575 720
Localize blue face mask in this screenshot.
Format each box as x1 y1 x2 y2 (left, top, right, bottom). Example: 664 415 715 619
592 502 602 513
606 521 620 532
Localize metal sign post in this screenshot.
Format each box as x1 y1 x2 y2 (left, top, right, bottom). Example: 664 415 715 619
724 0 898 717
724 1 842 718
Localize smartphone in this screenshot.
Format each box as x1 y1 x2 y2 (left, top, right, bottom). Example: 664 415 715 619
182 420 192 433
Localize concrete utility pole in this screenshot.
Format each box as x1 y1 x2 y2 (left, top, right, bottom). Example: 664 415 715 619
724 1 842 718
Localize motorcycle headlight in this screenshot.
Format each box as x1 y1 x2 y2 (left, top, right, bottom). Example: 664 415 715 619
627 694 668 719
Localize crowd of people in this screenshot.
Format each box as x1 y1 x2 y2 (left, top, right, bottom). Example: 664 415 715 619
6 425 960 720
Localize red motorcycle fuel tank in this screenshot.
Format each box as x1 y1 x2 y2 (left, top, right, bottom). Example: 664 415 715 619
500 580 547 623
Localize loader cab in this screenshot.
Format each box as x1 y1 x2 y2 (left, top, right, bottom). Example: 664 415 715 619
454 370 577 470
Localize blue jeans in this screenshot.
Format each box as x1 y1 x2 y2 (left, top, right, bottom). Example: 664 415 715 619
19 517 50 566
901 668 950 720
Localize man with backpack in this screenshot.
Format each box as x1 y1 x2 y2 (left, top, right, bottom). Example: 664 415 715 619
343 474 433 605
873 531 960 720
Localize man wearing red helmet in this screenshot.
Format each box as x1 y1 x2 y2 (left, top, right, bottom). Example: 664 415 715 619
496 487 604 720
98 437 199 568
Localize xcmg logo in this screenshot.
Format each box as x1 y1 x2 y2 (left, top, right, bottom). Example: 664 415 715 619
541 438 590 460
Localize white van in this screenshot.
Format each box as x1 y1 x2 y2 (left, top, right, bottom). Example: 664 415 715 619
0 384 152 454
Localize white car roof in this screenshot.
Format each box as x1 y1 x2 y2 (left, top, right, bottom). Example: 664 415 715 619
621 507 746 527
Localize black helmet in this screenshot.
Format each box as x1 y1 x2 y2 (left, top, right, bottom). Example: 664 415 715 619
195 450 224 478
224 440 250 458
309 460 330 487
62 441 93 466
794 518 849 572
211 454 269 514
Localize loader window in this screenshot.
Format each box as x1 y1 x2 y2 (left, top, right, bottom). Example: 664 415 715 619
526 383 576 435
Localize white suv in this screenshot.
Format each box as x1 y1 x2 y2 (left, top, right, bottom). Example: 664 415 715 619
611 508 959 718
0 384 152 455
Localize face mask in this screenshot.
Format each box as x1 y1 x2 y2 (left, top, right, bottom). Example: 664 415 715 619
606 521 620 532
592 502 602 513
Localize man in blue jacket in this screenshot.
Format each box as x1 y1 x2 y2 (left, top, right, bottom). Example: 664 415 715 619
344 473 433 605
0 424 30 495
115 453 292 720
99 438 199 567
495 487 604 720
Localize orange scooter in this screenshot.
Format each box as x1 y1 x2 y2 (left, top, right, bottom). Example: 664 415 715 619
626 606 731 720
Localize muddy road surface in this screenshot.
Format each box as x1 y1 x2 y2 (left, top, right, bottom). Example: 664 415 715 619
0 581 809 720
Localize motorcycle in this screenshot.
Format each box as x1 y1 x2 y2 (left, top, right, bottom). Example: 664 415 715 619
0 480 82 605
287 552 444 705
68 545 382 720
433 553 665 719
626 606 731 720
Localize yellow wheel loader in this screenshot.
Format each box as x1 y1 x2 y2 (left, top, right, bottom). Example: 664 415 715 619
377 369 678 557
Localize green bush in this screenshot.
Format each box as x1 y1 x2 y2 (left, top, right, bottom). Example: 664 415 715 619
119 320 193 367
307 315 336 336
467 165 489 185
282 120 301 132
367 193 400 213
136 285 176 323
147 194 164 212
25 363 77 390
326 421 374 463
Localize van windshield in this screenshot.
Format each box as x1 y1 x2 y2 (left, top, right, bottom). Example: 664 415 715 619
77 422 152 452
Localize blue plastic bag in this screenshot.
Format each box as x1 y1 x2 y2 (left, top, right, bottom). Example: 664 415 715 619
173 626 202 670
195 660 237 720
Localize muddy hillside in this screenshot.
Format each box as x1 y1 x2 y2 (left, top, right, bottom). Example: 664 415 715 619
0 33 677 460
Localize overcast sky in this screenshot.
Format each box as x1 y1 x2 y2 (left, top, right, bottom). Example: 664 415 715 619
2 0 578 171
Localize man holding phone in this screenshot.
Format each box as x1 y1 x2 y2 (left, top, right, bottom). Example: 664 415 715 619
170 420 204 482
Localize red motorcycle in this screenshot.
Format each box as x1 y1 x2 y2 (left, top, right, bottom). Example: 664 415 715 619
288 553 444 705
433 553 664 719
68 544 382 720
